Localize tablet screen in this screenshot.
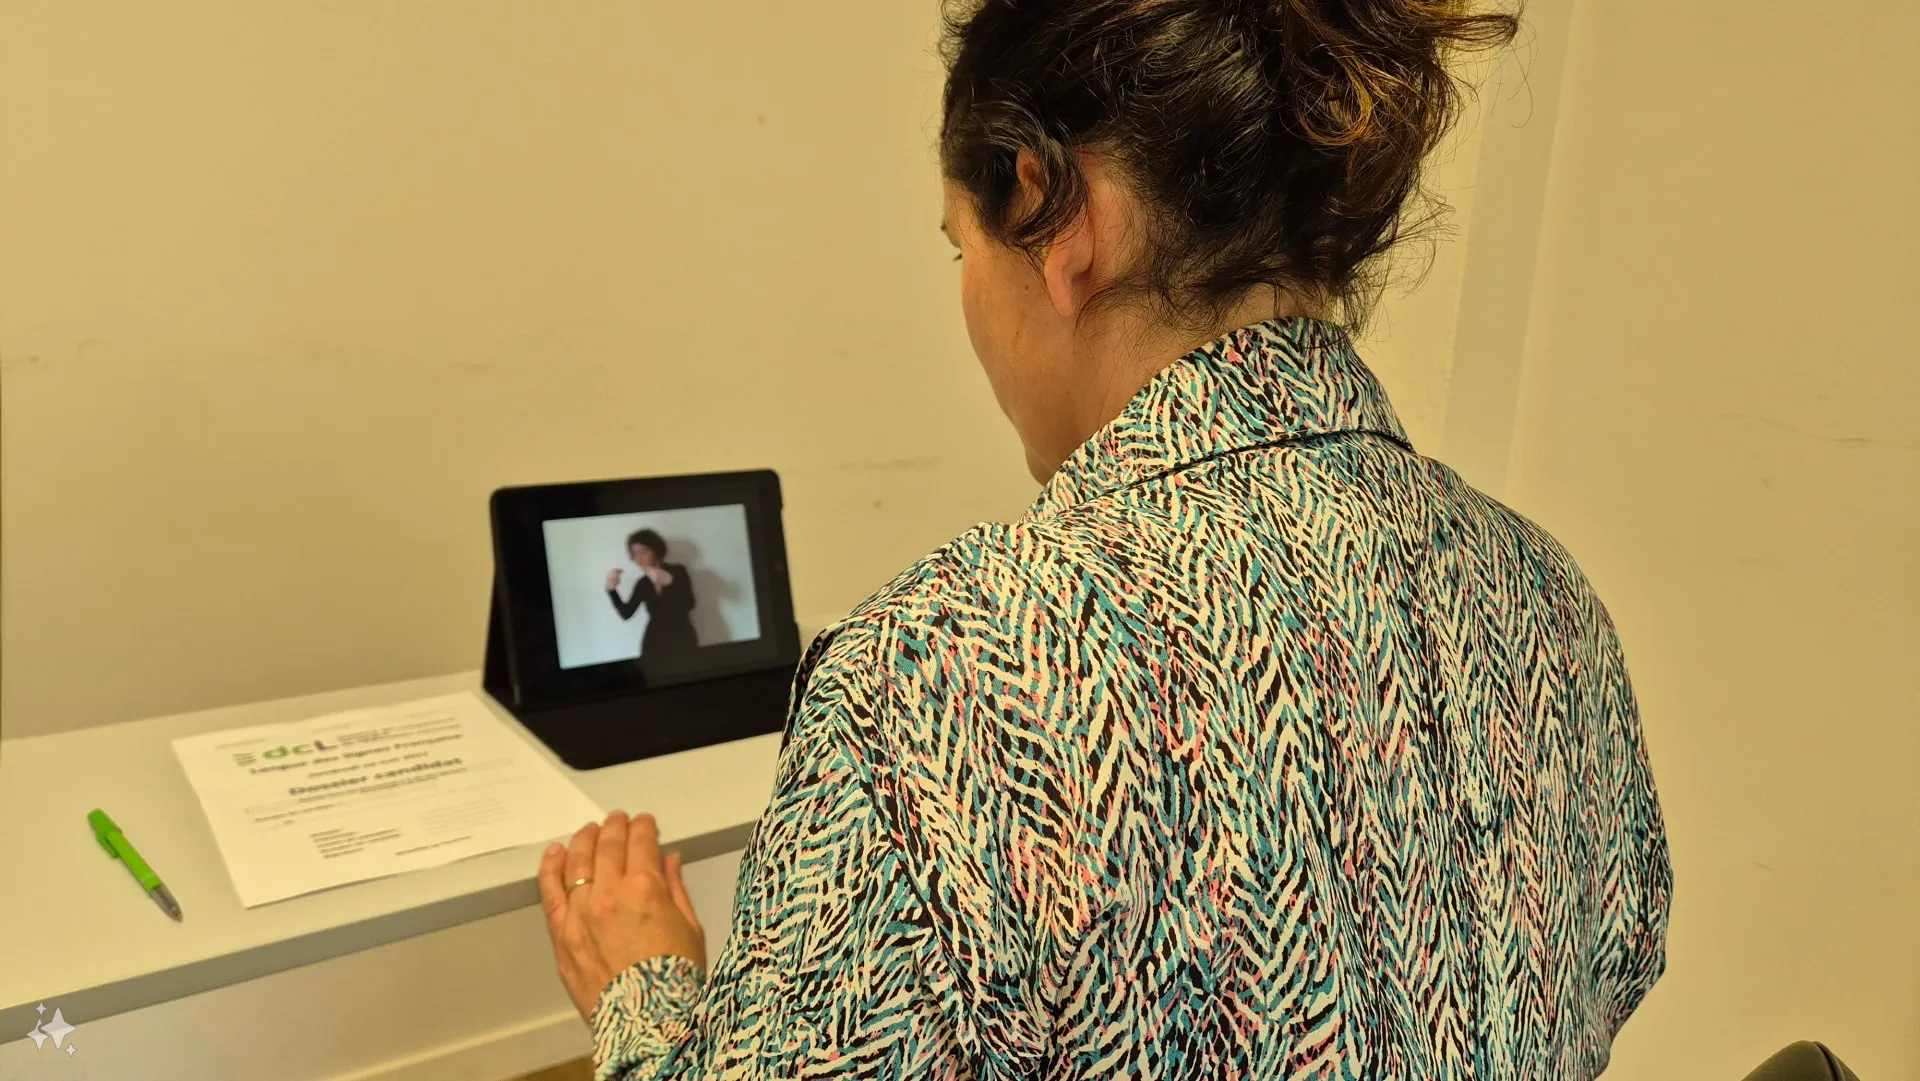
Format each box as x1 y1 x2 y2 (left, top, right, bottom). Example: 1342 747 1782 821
489 470 801 710
542 504 763 671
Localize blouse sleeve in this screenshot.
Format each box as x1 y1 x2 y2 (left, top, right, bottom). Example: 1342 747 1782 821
587 617 971 1080
1589 599 1674 1033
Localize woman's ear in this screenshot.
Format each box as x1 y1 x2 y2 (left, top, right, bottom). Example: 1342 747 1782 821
1015 150 1097 317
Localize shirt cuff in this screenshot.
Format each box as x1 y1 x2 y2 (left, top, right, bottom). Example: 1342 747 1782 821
588 955 706 1081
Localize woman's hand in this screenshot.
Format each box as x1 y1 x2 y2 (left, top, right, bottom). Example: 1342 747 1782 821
646 566 674 590
538 811 706 1024
606 569 623 590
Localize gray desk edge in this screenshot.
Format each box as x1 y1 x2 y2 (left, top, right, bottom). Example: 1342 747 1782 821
0 821 755 1035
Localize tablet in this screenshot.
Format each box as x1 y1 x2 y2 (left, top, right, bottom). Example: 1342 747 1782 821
487 471 802 722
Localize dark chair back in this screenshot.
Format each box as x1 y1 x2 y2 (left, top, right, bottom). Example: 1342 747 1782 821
1742 1042 1861 1081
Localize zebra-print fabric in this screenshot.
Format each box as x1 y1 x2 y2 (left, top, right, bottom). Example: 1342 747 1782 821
591 317 1673 1080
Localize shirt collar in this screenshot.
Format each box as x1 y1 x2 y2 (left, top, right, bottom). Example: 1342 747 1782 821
1028 317 1411 518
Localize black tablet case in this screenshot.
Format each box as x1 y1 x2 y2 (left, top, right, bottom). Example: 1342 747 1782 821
484 585 796 771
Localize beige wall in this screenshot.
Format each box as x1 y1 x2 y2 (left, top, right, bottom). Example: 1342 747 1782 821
0 0 1041 736
1503 0 1920 1075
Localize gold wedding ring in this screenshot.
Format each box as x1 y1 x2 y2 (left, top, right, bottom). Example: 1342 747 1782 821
567 877 593 893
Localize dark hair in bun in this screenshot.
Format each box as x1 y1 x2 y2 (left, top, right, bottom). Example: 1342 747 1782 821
939 0 1519 329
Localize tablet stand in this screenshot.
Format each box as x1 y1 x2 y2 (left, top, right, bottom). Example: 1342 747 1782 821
483 585 796 771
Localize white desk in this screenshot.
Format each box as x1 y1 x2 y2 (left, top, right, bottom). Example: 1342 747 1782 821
0 673 783 1037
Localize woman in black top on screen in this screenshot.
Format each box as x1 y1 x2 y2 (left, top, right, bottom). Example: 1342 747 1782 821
604 529 697 664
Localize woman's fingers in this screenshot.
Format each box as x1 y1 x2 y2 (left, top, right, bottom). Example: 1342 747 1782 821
565 821 599 900
537 841 570 935
629 812 664 881
595 810 629 885
538 840 594 1022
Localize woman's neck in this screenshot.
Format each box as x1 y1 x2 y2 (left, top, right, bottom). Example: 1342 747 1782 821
1066 288 1320 459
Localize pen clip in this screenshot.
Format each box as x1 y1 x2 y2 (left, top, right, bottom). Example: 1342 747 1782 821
88 811 120 858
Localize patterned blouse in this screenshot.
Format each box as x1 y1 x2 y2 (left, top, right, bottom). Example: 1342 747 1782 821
590 318 1672 1080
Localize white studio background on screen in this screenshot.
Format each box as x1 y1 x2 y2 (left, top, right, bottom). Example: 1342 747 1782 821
542 504 761 670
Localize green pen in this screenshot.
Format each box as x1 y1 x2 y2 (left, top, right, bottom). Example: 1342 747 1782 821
88 809 183 921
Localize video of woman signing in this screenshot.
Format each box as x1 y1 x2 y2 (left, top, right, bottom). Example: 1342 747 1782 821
541 504 763 672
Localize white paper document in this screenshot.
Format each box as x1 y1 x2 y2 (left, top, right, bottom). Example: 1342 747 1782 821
172 691 603 907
